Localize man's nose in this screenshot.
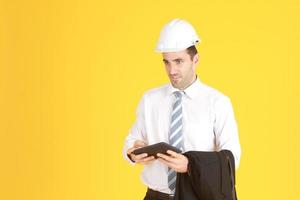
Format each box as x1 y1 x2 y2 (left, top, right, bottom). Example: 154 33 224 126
169 64 177 75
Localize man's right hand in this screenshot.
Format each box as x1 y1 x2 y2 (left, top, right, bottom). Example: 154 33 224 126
127 140 155 165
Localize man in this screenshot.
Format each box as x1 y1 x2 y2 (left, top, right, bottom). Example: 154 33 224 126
122 18 241 200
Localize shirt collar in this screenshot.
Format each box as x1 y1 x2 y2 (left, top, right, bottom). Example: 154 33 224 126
166 75 202 99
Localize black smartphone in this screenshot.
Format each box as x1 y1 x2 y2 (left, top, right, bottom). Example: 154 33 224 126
132 142 182 158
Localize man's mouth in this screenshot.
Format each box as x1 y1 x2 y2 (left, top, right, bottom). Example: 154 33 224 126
171 76 180 81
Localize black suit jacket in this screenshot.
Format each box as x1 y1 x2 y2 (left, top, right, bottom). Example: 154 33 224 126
174 150 238 200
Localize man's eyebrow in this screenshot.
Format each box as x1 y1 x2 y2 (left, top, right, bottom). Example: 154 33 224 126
162 58 183 62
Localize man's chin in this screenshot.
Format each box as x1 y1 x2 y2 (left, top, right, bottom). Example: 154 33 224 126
170 81 182 89
170 78 181 84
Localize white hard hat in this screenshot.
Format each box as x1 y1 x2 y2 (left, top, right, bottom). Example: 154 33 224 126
155 18 201 53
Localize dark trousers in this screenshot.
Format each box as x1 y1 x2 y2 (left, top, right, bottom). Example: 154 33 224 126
143 188 174 200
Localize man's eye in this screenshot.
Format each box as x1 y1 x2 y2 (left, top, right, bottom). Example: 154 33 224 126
176 60 183 64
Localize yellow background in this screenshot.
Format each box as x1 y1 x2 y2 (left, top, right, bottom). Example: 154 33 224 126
1 0 299 199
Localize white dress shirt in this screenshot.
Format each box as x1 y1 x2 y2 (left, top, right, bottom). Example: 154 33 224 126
122 75 241 194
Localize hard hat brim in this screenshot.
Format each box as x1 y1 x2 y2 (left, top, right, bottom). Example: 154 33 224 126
154 40 200 53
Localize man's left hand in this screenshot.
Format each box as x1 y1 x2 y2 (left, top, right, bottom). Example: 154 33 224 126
157 150 188 173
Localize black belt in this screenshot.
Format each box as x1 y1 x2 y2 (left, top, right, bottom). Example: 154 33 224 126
146 188 174 200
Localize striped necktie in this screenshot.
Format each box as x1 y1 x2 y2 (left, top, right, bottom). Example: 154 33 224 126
168 91 184 194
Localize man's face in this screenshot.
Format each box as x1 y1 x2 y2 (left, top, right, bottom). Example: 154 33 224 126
162 50 198 90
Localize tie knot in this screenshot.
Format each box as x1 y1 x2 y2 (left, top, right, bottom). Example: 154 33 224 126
173 91 183 99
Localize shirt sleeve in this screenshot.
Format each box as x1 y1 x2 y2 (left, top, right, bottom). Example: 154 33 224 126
213 96 242 170
122 93 148 165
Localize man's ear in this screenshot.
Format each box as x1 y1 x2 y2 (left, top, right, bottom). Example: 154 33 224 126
193 53 199 64
192 53 199 71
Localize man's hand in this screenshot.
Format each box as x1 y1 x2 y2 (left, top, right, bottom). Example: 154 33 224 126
127 140 155 165
157 150 188 173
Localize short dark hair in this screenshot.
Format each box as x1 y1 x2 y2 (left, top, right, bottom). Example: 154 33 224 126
186 45 198 60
